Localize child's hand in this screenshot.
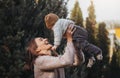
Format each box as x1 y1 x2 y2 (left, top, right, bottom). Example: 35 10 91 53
52 46 57 51
96 54 103 60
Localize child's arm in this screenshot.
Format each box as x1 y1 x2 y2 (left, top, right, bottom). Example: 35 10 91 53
53 22 63 49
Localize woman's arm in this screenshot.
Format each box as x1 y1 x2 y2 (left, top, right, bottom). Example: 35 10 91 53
35 41 75 70
35 26 76 70
72 51 85 66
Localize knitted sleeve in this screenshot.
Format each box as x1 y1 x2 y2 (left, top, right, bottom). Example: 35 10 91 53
35 42 76 70
53 20 63 46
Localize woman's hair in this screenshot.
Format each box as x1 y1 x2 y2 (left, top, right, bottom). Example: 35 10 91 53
25 38 59 70
27 38 38 55
25 38 38 70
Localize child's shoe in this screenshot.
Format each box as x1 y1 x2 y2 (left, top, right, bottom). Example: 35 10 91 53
96 54 103 60
87 57 95 68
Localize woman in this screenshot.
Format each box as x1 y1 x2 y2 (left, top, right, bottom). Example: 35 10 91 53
26 26 84 78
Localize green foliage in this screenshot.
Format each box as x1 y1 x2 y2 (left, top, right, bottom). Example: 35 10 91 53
81 1 97 78
87 0 96 24
97 22 110 78
69 1 85 77
115 49 120 67
86 17 96 44
114 40 120 67
0 0 119 78
85 0 96 44
70 0 84 27
97 22 109 58
0 0 67 78
110 51 120 78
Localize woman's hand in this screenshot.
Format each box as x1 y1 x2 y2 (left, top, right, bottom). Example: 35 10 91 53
66 24 76 42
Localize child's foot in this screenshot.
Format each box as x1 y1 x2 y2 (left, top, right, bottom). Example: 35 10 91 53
87 57 95 68
96 54 103 60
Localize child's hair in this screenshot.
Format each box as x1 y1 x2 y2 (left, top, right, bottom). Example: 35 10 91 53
44 13 59 29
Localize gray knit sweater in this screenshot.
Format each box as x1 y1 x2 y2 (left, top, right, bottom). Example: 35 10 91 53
52 19 75 46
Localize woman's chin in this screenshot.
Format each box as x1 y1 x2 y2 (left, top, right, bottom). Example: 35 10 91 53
47 44 53 50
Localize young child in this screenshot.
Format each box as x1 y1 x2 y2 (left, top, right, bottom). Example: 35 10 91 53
44 13 103 67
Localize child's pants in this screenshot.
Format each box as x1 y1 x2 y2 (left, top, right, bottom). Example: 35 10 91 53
72 26 102 58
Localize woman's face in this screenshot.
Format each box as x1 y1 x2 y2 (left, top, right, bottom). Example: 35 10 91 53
35 37 52 54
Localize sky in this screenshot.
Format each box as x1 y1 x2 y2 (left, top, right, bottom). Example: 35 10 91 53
66 0 120 22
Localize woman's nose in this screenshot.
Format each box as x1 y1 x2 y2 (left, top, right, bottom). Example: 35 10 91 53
43 38 48 41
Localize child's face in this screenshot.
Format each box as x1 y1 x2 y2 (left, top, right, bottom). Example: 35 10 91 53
46 23 54 29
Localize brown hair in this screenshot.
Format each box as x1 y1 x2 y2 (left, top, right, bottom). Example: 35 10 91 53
27 38 38 56
25 38 59 70
44 13 59 29
25 38 38 70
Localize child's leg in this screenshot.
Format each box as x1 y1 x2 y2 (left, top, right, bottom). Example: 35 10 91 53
73 40 102 68
96 53 103 60
83 43 103 60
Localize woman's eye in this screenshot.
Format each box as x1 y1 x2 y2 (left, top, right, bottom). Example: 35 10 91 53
39 38 42 41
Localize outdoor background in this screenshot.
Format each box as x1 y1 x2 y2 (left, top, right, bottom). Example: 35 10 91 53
0 0 120 78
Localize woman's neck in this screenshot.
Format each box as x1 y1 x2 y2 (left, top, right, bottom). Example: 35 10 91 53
39 50 51 56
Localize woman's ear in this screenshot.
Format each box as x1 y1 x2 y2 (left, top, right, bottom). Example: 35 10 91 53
36 47 41 52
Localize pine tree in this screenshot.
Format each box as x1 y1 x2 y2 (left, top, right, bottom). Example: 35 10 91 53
97 22 110 78
110 26 120 78
70 0 84 27
0 0 68 78
115 37 120 67
86 0 96 44
97 22 109 61
67 1 84 78
81 1 97 78
88 0 96 25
